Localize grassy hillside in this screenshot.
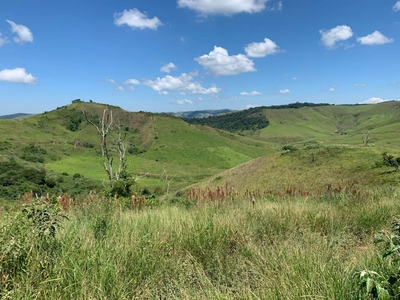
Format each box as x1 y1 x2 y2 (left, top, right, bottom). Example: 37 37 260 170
250 101 400 148
195 146 400 194
0 101 271 198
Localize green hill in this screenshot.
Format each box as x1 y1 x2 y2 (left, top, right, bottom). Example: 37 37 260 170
0 101 271 198
248 101 400 148
0 100 399 200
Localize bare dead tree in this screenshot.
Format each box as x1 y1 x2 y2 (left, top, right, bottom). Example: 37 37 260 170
82 108 118 187
362 130 371 146
161 169 175 199
114 121 127 181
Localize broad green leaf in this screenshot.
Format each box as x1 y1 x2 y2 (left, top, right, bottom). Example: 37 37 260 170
366 278 374 294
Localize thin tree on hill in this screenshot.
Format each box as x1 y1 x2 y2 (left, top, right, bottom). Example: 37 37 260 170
82 107 127 188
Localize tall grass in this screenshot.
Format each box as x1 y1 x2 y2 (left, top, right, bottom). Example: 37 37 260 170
1 187 400 299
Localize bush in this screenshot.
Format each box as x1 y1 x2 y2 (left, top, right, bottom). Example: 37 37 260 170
0 199 67 292
382 152 400 172
282 145 297 152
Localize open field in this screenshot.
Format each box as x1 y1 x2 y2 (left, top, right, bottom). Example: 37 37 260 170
1 187 400 299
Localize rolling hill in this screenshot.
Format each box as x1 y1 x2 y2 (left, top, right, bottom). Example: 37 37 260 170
0 101 271 198
0 100 399 199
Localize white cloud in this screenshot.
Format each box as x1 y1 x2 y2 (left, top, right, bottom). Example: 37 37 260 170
6 20 33 44
115 86 125 91
279 89 290 94
196 46 256 76
180 37 185 42
357 31 394 45
0 67 37 84
114 8 162 30
359 97 396 104
327 84 338 92
160 62 178 73
240 91 262 96
126 86 135 91
177 0 269 15
393 1 400 12
175 99 193 105
354 83 367 87
246 104 256 109
106 78 116 84
266 1 282 11
143 73 220 94
292 77 297 80
0 32 9 46
319 25 353 48
124 78 140 85
244 38 282 57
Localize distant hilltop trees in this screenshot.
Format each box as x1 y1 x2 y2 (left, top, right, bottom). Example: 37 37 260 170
184 102 332 133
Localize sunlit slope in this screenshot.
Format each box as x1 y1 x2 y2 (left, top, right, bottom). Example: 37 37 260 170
195 146 400 194
249 102 400 148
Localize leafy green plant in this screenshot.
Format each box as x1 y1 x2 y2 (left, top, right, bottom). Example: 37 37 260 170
0 199 68 293
357 216 400 299
357 270 390 299
21 198 68 238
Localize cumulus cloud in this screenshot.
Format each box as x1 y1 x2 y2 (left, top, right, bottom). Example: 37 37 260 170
115 86 125 91
114 8 162 30
106 78 116 84
244 38 282 57
196 46 256 76
124 78 140 85
279 89 290 94
393 1 400 12
6 20 33 44
143 73 220 95
0 67 37 84
240 91 262 96
319 25 353 48
177 0 269 15
359 97 396 104
175 99 193 105
354 83 367 87
357 31 394 45
246 104 256 109
160 62 178 73
0 32 9 46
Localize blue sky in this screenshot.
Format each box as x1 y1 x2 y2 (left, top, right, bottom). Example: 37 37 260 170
1 0 399 114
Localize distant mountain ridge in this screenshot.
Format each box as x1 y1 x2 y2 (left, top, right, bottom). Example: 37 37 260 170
0 113 32 119
168 109 233 118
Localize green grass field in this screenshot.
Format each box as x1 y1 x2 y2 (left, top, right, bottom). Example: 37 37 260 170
1 187 400 299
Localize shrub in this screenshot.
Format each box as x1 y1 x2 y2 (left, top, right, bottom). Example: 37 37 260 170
282 145 297 152
382 152 400 172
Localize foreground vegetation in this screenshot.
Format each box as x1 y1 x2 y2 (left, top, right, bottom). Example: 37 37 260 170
1 187 400 299
1 100 400 298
